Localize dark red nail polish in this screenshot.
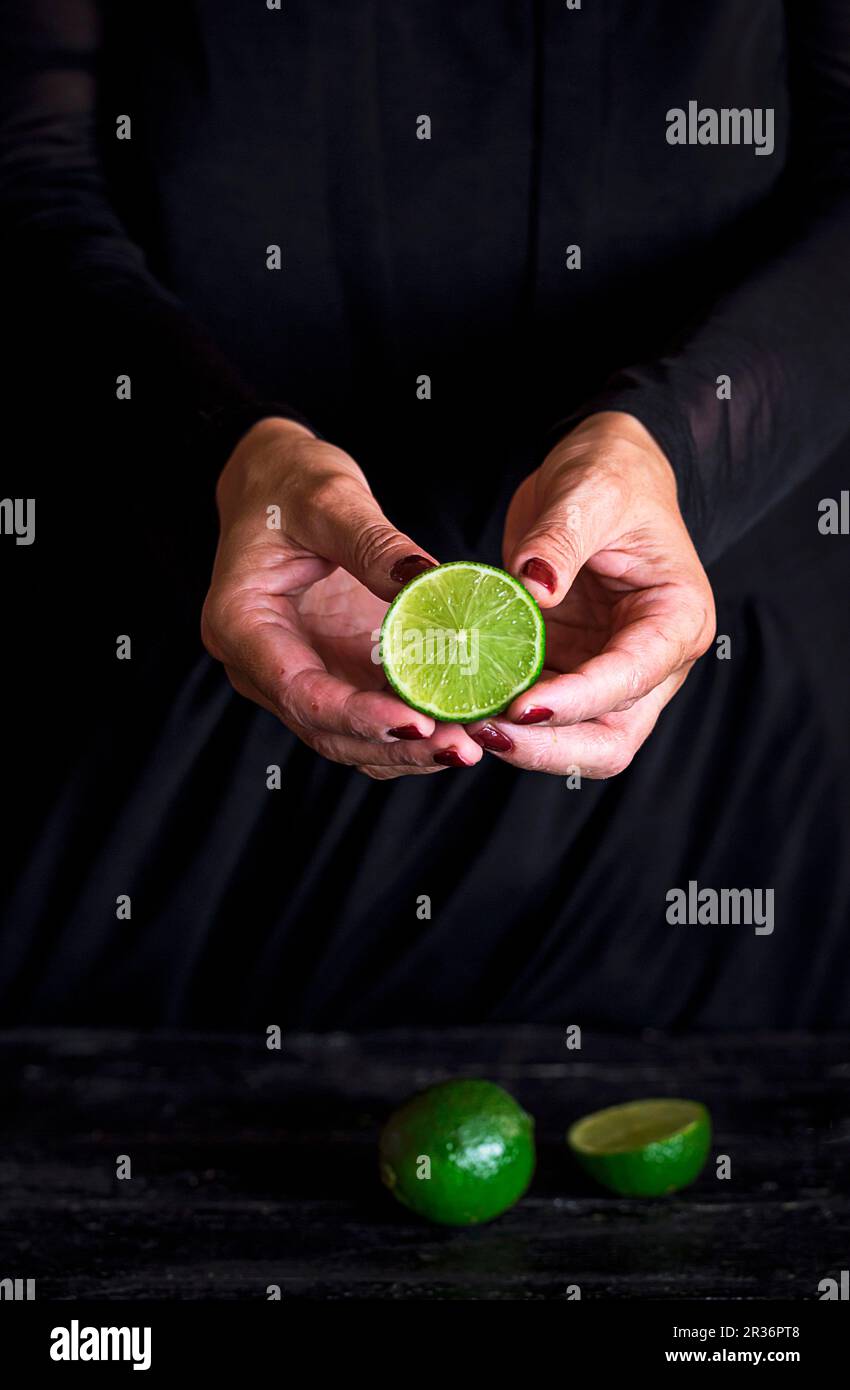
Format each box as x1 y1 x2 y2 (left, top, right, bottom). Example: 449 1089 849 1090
470 724 514 753
515 706 553 725
388 724 425 740
433 748 470 768
521 557 557 593
390 554 437 584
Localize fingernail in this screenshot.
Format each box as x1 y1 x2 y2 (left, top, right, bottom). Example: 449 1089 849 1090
433 748 471 768
521 557 557 593
388 724 425 740
390 554 437 584
514 706 553 725
470 724 514 753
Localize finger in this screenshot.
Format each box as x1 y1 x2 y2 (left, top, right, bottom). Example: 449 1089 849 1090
226 659 483 767
471 668 689 776
289 668 440 741
291 470 439 601
469 717 627 777
504 467 626 607
309 723 485 770
507 594 707 726
357 763 448 780
219 617 436 740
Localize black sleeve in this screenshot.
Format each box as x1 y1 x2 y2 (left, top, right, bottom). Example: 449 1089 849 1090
0 0 314 476
551 0 850 563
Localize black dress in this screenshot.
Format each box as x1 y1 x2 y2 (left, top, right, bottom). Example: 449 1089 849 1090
1 0 848 1026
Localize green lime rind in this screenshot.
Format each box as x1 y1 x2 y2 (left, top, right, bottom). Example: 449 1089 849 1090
380 561 546 723
379 1078 536 1226
567 1098 712 1198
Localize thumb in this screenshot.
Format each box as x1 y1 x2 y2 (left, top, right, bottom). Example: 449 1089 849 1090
298 471 437 600
505 466 623 606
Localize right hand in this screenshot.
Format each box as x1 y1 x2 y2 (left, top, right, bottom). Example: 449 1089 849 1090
201 418 484 777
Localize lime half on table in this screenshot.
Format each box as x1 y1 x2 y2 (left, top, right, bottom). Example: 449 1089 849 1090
567 1098 712 1197
381 561 545 722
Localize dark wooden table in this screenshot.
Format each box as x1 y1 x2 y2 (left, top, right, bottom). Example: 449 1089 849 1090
1 1028 847 1300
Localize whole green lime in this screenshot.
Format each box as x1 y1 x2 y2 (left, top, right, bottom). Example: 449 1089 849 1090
379 1078 535 1225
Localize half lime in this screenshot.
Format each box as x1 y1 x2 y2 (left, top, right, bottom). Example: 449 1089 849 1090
567 1098 711 1197
381 561 545 722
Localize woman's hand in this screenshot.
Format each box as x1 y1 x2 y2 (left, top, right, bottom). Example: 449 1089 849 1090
466 412 716 777
201 418 484 777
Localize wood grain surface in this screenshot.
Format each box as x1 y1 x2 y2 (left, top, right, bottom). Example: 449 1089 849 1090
1 1028 847 1300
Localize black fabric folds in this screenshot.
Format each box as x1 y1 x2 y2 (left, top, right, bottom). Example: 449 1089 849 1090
1 1 848 1026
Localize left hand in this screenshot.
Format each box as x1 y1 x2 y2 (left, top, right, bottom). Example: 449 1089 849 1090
466 411 716 777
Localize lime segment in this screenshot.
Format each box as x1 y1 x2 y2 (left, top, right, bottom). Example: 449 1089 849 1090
567 1098 711 1197
381 561 545 722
